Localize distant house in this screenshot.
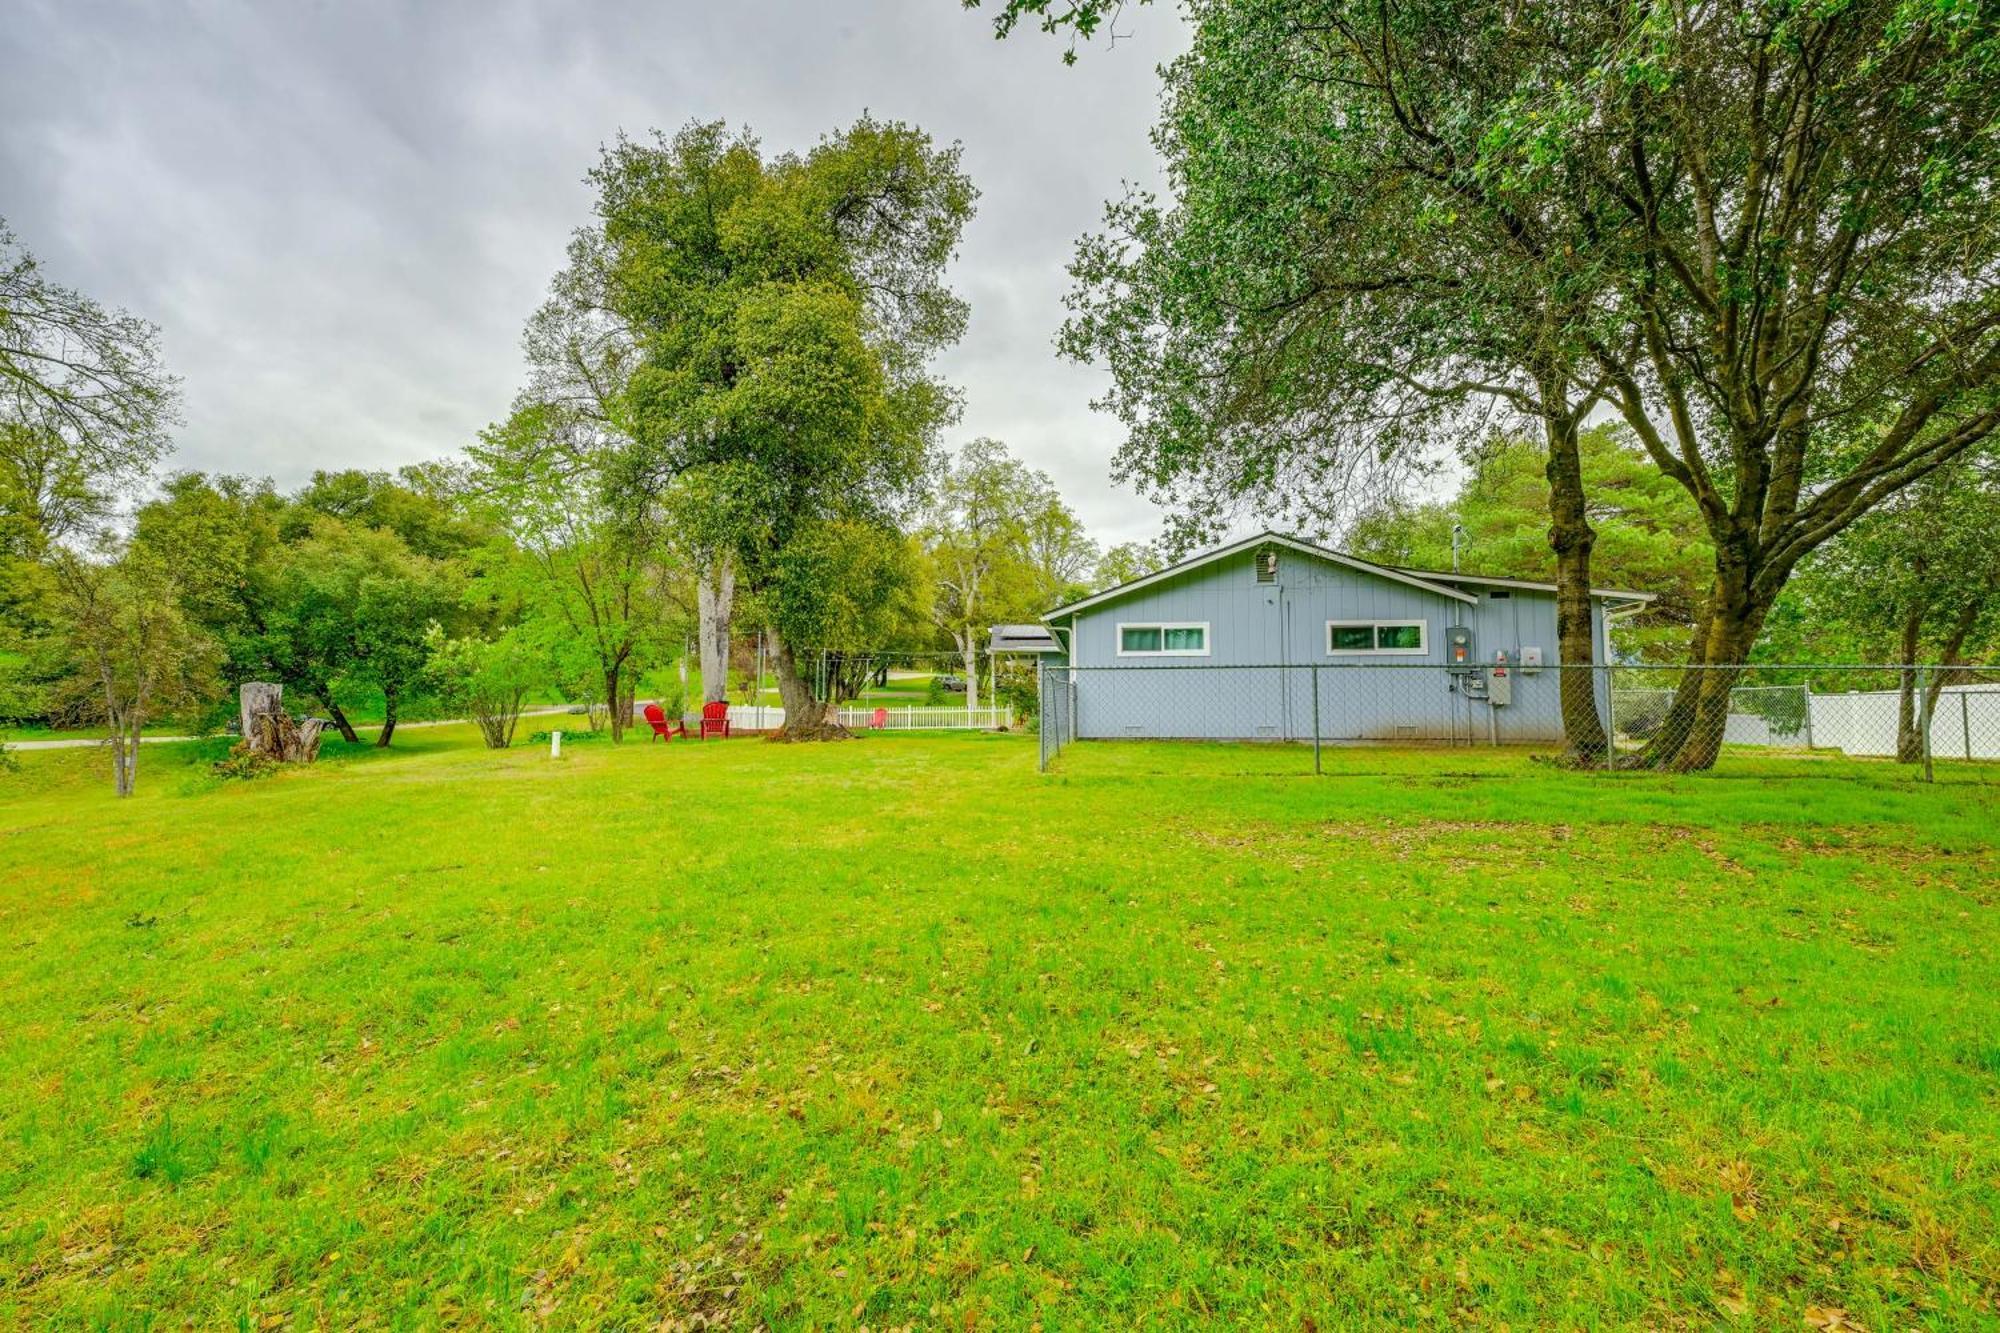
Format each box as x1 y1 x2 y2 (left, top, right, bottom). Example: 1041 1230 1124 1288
997 532 1654 744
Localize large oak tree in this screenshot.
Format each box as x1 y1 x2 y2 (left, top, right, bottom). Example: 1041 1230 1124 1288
601 118 975 739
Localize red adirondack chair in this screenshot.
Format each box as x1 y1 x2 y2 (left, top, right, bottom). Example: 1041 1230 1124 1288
699 700 731 739
642 702 685 741
869 707 888 730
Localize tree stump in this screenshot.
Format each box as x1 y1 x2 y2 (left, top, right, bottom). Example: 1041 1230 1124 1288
239 682 325 763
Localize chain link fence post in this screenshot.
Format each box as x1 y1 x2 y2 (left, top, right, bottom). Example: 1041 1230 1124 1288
1599 664 1610 772
1918 665 1934 782
1037 660 1049 773
1311 664 1322 775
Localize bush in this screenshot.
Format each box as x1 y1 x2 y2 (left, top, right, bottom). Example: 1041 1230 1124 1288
210 743 278 782
424 629 543 750
526 727 606 746
994 662 1038 724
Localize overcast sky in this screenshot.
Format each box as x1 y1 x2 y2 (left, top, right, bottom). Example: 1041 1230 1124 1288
0 0 1187 545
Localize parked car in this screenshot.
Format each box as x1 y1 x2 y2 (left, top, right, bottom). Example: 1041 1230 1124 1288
935 674 967 693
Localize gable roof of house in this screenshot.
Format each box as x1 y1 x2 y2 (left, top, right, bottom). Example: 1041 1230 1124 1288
1041 530 1655 622
1041 531 1479 621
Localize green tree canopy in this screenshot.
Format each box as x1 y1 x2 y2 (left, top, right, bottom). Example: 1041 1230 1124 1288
0 218 177 505
467 403 684 742
1763 451 2000 757
599 117 976 738
921 438 1093 708
1345 427 1712 660
47 536 221 797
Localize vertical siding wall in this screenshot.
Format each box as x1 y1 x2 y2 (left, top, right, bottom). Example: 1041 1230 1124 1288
1067 550 1600 743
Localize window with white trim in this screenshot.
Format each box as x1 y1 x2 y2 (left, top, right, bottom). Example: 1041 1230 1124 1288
1117 621 1210 656
1327 620 1428 655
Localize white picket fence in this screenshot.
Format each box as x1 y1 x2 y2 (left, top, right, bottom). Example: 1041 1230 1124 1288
837 705 1013 731
707 704 1012 732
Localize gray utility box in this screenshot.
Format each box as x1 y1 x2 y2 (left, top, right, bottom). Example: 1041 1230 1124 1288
1489 649 1514 706
1519 645 1543 675
1443 625 1477 673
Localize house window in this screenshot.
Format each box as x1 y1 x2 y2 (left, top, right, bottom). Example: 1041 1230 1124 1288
1118 622 1210 656
1327 620 1428 655
1255 549 1279 583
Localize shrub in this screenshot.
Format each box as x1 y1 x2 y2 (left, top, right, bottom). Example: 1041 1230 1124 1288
527 727 606 746
424 628 543 750
210 743 278 782
994 663 1038 724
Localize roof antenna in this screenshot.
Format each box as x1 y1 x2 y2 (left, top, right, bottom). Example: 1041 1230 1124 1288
1450 516 1465 573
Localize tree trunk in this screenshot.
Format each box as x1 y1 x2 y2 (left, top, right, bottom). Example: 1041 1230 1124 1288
239 682 326 763
1543 404 1609 760
323 699 359 744
1895 604 1925 763
698 552 736 704
1905 595 1984 763
1665 611 1762 773
241 681 283 746
604 664 626 743
962 639 980 713
297 676 358 743
770 632 850 741
110 714 137 798
100 673 140 796
1633 555 1773 772
113 735 136 796
377 689 398 747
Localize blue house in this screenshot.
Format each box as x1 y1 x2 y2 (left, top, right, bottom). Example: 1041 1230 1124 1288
1010 532 1654 745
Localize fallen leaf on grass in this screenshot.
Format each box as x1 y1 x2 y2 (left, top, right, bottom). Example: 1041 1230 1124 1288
1804 1306 1863 1331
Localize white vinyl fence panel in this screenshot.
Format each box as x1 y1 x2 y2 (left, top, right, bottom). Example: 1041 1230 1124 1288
1611 686 1812 751
1612 683 2000 761
1808 684 2000 760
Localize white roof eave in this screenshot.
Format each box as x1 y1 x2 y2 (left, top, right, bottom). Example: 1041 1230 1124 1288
1041 532 1481 621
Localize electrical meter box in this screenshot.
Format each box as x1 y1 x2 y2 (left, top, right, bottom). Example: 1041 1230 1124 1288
1489 649 1514 706
1443 625 1477 673
1519 645 1543 675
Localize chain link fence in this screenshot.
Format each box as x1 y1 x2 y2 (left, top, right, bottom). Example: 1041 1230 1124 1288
1038 660 1074 772
1034 660 2000 780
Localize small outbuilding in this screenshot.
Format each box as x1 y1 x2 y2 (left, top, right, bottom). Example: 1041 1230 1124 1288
1007 531 1653 744
987 624 1064 656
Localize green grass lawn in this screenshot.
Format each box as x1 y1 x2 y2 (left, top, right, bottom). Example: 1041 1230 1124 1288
0 670 956 743
0 733 1995 1328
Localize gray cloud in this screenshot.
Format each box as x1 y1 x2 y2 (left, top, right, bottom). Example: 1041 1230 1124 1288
0 0 1186 542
